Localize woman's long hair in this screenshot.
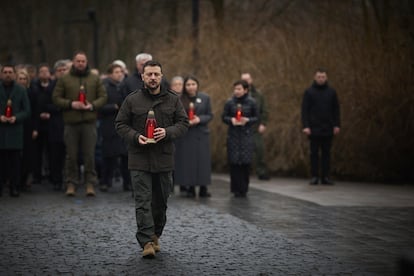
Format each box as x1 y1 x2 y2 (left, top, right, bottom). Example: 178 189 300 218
181 75 199 111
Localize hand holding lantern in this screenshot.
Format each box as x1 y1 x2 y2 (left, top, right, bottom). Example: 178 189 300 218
78 85 86 105
236 103 242 122
145 110 157 143
5 99 12 118
188 102 195 120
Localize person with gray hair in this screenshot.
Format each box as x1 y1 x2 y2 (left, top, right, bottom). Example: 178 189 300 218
120 53 170 98
170 76 184 95
53 59 71 79
120 53 153 97
112 59 128 79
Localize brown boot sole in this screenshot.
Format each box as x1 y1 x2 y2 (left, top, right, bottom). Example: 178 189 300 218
142 252 155 259
142 243 156 258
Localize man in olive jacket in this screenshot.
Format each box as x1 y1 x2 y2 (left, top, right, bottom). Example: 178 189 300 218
241 72 270 180
115 61 188 258
52 51 107 196
0 65 31 197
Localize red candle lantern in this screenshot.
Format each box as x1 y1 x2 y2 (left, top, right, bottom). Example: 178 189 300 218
78 85 86 104
236 103 242 122
188 102 195 120
145 109 157 143
5 99 12 118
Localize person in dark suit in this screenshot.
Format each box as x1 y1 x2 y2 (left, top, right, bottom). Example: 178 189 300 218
301 68 341 185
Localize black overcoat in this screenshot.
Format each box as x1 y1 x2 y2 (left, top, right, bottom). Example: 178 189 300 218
222 94 258 165
174 92 213 187
100 78 127 157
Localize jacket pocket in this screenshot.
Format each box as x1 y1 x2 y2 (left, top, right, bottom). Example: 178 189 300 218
131 107 148 131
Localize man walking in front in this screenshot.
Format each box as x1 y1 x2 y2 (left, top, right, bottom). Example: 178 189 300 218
301 68 340 185
52 51 107 196
115 61 188 258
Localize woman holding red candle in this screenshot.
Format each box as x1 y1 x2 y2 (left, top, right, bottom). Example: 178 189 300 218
222 80 258 197
174 76 213 198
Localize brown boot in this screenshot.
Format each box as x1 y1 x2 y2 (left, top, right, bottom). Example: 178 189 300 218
142 242 155 258
65 183 76 196
152 235 160 252
86 183 96 197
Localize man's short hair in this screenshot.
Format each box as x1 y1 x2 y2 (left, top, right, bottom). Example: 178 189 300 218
1 64 16 73
54 59 69 70
143 60 162 72
136 53 152 62
37 63 50 71
315 68 327 74
73 50 87 59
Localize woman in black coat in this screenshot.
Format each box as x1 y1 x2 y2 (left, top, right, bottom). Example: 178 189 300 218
174 76 213 197
222 80 258 197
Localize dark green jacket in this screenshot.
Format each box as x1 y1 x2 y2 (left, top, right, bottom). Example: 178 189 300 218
0 81 31 149
249 85 268 128
115 86 189 172
52 66 107 124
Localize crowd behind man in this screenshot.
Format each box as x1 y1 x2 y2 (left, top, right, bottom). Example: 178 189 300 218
0 51 340 198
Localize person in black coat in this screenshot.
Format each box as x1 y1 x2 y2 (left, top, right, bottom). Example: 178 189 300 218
222 80 258 197
99 64 131 192
301 68 341 185
16 69 37 192
32 64 56 185
33 64 65 190
174 76 213 198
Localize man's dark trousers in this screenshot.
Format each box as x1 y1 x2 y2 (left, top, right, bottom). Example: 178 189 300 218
130 170 172 248
309 135 333 178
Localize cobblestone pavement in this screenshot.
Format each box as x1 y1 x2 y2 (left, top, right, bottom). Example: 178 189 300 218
0 176 413 275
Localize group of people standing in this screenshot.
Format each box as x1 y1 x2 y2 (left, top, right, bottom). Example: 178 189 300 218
0 51 341 259
170 72 271 199
0 61 70 196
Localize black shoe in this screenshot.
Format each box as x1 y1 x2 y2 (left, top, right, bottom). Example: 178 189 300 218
186 187 196 198
234 192 246 198
309 177 319 185
53 183 62 191
321 178 334 185
99 185 108 192
199 186 211 198
10 188 19 197
258 175 270 181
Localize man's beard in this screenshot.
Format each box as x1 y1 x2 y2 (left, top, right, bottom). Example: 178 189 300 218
75 66 86 73
2 78 13 85
146 82 160 92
